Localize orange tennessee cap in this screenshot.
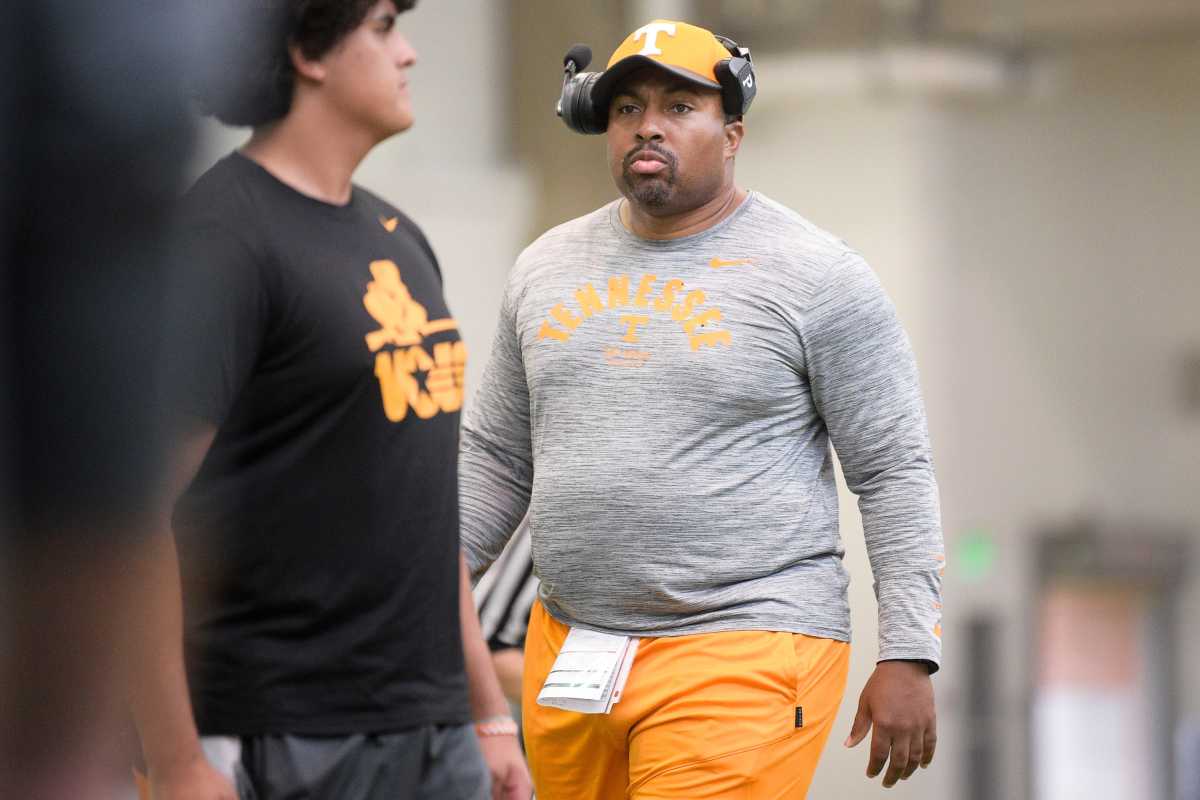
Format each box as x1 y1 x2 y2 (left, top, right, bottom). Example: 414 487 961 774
592 20 732 113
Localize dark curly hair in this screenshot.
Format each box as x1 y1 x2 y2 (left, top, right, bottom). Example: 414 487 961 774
194 0 417 127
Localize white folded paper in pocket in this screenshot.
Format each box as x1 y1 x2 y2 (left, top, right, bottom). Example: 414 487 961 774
537 627 639 714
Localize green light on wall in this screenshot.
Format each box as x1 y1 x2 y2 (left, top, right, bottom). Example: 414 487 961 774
956 528 997 582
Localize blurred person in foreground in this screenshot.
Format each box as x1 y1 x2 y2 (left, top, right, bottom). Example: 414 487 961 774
129 2 530 798
1 3 198 798
460 20 943 799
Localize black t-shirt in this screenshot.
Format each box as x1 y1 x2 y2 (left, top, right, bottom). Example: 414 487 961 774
168 153 469 736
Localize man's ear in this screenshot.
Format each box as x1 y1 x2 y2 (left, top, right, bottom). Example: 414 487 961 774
289 42 326 84
724 119 745 159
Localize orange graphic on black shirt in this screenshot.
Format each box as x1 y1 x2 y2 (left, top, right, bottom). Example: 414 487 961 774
363 259 465 422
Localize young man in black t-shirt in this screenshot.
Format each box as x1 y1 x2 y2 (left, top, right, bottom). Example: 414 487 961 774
129 2 531 799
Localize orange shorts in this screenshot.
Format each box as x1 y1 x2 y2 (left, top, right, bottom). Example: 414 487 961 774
522 601 851 799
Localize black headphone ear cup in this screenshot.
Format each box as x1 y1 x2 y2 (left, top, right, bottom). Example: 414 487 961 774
559 72 606 134
575 72 605 134
559 76 580 132
733 58 756 114
715 57 756 117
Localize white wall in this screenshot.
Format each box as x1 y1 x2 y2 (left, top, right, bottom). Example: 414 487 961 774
741 39 1200 800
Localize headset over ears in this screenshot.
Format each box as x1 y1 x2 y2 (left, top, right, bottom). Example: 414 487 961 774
713 35 756 118
556 45 606 135
556 35 757 135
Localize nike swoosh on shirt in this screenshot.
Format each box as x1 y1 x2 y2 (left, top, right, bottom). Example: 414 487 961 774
709 257 754 269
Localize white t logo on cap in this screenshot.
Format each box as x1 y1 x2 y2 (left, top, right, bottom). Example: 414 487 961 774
633 22 677 56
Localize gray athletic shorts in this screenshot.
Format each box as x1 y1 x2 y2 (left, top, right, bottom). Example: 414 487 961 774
232 724 490 800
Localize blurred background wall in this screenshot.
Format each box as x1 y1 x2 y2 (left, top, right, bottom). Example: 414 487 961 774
191 1 1199 797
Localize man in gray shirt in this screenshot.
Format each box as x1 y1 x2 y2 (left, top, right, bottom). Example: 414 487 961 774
460 19 943 799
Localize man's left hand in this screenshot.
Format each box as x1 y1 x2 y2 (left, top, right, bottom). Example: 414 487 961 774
479 734 533 800
843 660 937 788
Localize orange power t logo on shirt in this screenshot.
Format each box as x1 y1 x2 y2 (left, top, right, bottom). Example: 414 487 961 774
363 259 465 422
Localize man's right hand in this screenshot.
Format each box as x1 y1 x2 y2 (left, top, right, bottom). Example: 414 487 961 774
147 753 237 800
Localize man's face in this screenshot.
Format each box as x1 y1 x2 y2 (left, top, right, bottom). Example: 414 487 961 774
606 68 735 215
318 0 418 139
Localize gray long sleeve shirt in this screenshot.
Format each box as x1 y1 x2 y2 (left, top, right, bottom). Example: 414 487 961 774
460 192 944 668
